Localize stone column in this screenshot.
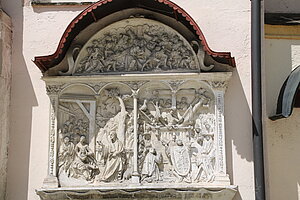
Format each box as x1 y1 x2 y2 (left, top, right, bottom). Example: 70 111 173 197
0 9 11 200
43 85 61 188
89 101 96 151
212 81 230 185
131 92 140 183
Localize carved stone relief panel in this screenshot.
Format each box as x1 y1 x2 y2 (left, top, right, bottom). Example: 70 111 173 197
37 6 237 199
47 76 232 188
70 18 205 75
136 81 216 184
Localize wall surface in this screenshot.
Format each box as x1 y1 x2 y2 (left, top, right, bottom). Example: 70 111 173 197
264 109 300 200
2 0 254 199
264 38 300 116
264 27 300 200
265 0 300 13
0 9 12 200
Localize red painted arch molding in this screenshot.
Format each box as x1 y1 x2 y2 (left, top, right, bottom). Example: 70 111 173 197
33 0 236 73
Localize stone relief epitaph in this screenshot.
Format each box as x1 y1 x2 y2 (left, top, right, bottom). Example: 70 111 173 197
49 79 230 187
42 18 232 193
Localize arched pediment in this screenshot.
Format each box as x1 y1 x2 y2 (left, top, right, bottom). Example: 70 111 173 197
33 0 235 74
71 18 200 75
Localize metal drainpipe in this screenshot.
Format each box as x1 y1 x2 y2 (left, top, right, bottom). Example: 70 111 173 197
251 0 266 200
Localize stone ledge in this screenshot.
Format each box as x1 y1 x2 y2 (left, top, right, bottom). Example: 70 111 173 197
36 185 237 200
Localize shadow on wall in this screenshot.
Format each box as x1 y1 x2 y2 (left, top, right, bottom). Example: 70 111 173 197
265 40 299 116
264 39 300 199
32 4 88 13
266 109 300 200
2 1 38 200
225 69 254 200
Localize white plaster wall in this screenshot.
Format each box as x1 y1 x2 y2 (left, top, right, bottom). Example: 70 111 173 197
2 0 254 199
291 45 300 70
264 109 300 200
264 39 300 116
264 38 300 200
265 0 300 13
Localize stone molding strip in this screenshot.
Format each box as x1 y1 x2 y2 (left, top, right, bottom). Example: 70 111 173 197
36 185 237 200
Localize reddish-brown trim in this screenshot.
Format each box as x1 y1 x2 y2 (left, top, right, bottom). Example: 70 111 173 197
160 0 235 65
34 0 235 73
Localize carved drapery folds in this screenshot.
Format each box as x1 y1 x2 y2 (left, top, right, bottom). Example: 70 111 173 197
41 16 235 200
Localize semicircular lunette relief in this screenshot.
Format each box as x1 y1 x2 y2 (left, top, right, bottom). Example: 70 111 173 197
71 18 203 75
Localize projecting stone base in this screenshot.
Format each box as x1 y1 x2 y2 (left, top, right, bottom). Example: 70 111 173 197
36 185 237 200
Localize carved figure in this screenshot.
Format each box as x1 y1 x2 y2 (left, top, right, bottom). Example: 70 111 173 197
58 136 75 175
141 148 162 183
61 116 90 145
164 109 180 127
177 97 189 110
75 23 199 74
100 131 125 182
96 128 105 165
62 124 69 135
162 134 177 164
56 79 220 186
193 134 215 182
69 135 98 181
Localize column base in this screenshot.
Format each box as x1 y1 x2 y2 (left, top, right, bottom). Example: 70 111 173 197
214 174 231 185
42 175 59 188
131 172 140 183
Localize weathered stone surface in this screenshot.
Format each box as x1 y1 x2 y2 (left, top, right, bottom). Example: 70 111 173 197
38 17 236 200
36 185 237 200
60 18 215 76
0 9 12 200
39 71 235 199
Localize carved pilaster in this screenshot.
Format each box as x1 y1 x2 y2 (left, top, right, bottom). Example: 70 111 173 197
211 81 227 91
132 91 140 183
213 82 230 184
43 93 59 188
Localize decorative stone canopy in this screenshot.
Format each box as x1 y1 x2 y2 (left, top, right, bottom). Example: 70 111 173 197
33 0 235 73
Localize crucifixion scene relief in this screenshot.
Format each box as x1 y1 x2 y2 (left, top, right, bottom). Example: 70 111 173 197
56 80 218 187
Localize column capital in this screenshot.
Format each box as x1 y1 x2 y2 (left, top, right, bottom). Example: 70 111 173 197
46 85 62 96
